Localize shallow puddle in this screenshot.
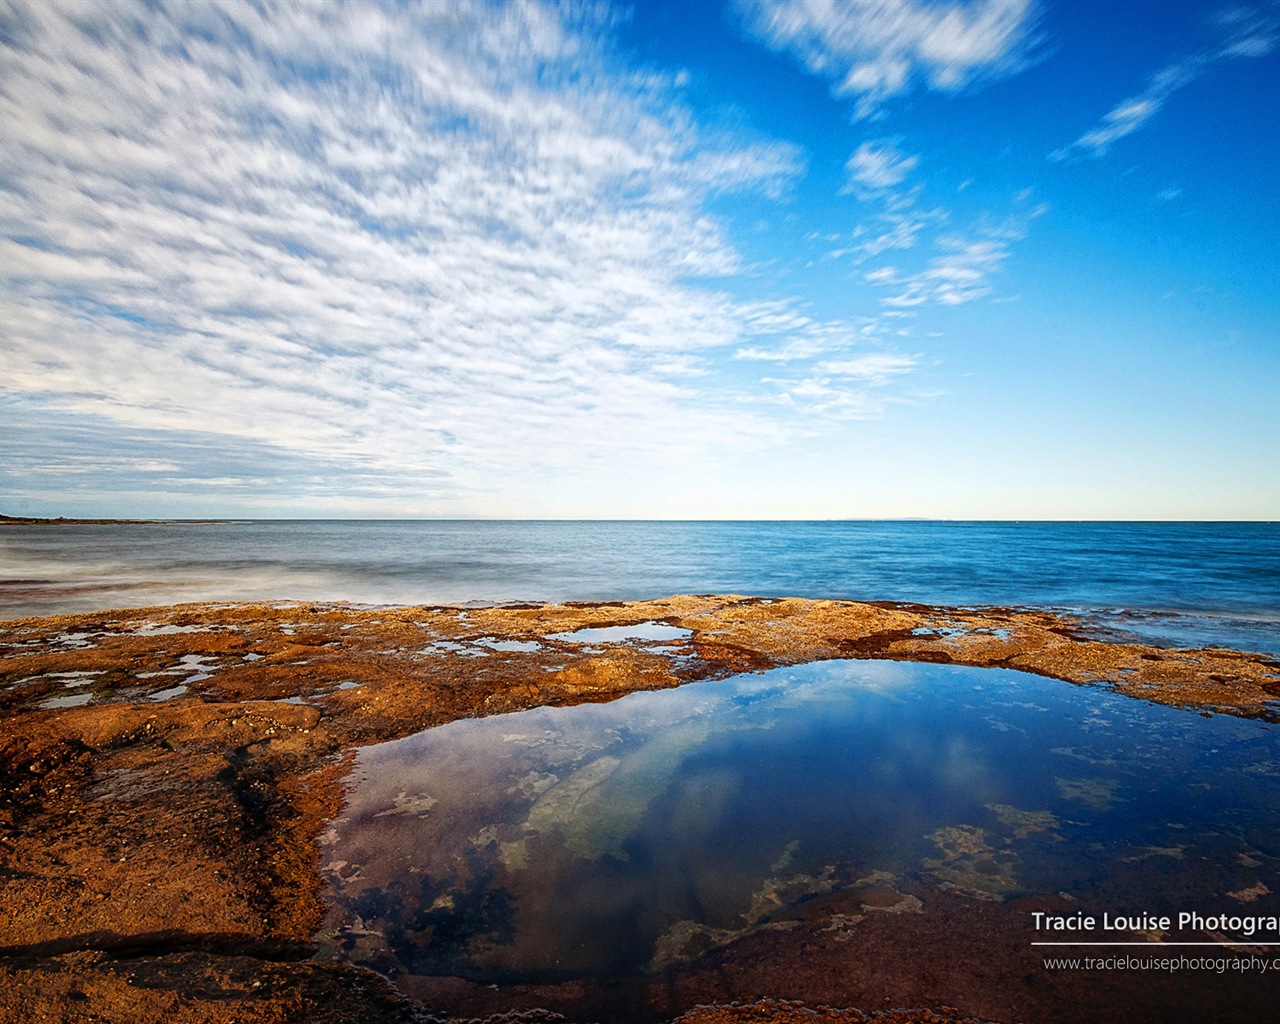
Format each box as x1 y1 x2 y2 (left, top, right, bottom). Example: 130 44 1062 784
319 660 1280 997
546 621 692 644
131 623 204 636
474 637 544 653
38 691 94 709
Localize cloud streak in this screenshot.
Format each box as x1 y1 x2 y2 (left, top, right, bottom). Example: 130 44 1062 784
737 0 1040 117
844 139 920 191
1051 4 1277 160
861 203 1046 309
0 0 919 514
734 2 1044 322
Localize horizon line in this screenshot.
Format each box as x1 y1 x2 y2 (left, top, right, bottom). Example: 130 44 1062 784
3 513 1277 525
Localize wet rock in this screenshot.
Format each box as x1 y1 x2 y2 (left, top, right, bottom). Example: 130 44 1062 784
3 594 1279 1022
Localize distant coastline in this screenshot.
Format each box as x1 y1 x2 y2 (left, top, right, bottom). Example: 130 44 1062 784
0 513 229 526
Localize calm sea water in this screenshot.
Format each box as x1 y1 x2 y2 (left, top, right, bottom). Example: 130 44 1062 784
1 521 1277 653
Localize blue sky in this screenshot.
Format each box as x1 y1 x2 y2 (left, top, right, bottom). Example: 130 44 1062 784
1 0 1276 519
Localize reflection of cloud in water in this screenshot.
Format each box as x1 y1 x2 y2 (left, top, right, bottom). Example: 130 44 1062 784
547 621 692 644
770 659 922 704
1056 776 1123 812
503 718 716 865
322 659 1280 984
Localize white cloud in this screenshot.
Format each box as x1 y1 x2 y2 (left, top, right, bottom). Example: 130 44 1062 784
733 321 882 363
1051 5 1277 160
1216 4 1280 56
817 353 918 383
737 0 1040 117
759 364 914 420
730 300 897 366
735 0 1049 346
871 238 1011 308
829 139 948 273
727 306 919 421
1050 67 1192 160
864 266 900 286
844 139 919 190
825 202 951 266
1 0 901 514
863 204 1046 308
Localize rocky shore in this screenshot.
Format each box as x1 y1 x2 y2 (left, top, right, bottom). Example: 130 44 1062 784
2 595 1278 1023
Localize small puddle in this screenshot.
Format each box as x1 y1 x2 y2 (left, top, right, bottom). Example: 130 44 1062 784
54 632 97 648
137 654 219 680
546 621 692 644
319 660 1280 999
474 637 544 653
42 670 106 687
425 641 488 658
38 692 94 709
912 625 1014 641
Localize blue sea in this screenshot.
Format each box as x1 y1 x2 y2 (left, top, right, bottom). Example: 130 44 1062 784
1 520 1277 655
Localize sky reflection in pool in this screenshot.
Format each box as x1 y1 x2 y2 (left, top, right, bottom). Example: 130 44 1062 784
319 660 1280 984
545 621 692 644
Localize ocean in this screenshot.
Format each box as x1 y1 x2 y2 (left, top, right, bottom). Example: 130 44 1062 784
1 520 1277 655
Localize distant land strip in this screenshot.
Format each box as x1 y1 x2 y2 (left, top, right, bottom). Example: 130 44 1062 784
0 513 230 526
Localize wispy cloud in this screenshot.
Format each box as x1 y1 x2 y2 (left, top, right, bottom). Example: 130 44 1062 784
737 0 1041 117
816 352 919 383
863 204 1046 308
734 2 1043 319
873 237 1011 307
1051 4 1277 160
844 139 920 191
760 349 919 419
732 309 885 363
0 0 917 514
822 200 952 267
728 302 920 419
822 135 942 271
